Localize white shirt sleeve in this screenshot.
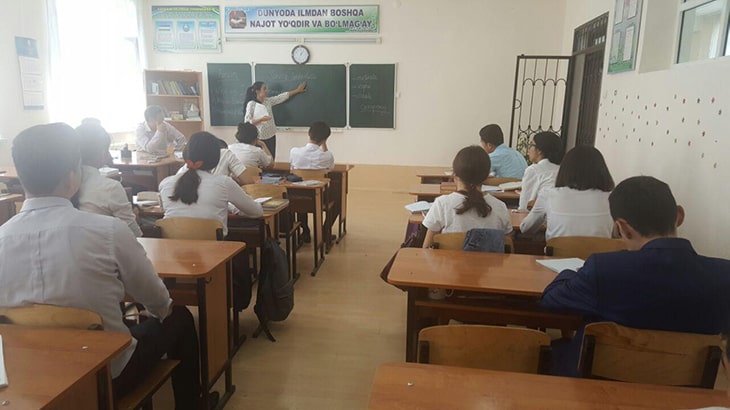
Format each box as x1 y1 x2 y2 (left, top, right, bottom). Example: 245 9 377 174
259 150 273 168
422 198 444 232
519 165 537 211
107 182 142 237
244 101 256 124
160 122 186 151
222 150 246 178
135 122 152 152
492 201 513 235
112 221 172 319
224 178 263 218
266 92 290 106
520 191 548 235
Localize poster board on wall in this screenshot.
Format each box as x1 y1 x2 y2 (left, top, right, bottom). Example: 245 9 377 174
152 6 221 53
608 0 643 73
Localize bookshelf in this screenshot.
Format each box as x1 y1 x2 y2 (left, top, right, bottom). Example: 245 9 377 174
144 69 203 138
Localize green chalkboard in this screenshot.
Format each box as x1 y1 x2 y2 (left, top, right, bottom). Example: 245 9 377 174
254 64 346 128
207 63 252 126
349 64 395 128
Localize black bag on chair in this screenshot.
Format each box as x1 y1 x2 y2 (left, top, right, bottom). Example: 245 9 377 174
253 237 294 341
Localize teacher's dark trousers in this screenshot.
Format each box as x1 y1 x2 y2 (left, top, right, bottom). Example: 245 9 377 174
263 136 276 161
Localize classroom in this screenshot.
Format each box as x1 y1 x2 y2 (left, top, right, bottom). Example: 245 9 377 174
0 0 729 409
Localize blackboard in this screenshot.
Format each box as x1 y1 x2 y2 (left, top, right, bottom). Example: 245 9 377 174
207 63 252 126
254 64 346 128
349 64 396 128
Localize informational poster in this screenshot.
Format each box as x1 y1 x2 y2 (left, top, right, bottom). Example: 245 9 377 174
15 37 44 109
608 0 642 73
152 6 221 52
225 5 379 34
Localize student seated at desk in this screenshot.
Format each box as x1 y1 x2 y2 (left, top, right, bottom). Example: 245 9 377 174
135 105 186 155
176 136 249 185
541 176 730 376
422 146 512 248
290 121 333 242
520 146 614 240
75 122 143 237
159 131 263 236
229 122 273 170
518 131 563 211
479 124 527 179
0 123 202 408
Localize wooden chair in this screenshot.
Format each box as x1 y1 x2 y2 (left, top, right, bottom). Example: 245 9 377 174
545 236 626 259
484 177 521 186
290 169 337 257
155 217 224 240
579 322 723 388
432 232 513 253
418 324 551 374
0 304 179 410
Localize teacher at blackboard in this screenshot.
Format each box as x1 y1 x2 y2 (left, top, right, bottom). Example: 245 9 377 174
243 81 307 159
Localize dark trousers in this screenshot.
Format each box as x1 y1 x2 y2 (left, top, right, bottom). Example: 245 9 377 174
113 305 201 410
298 213 310 234
263 135 276 160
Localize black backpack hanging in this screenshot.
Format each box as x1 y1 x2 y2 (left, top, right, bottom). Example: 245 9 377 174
253 228 294 342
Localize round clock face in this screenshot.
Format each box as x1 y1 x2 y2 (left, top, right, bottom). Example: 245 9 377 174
292 45 310 65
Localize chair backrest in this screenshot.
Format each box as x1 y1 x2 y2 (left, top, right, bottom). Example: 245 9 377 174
242 184 287 200
545 236 626 259
240 166 262 185
432 231 512 253
418 325 551 374
483 177 521 186
291 169 328 181
155 217 224 240
580 322 723 388
0 304 103 330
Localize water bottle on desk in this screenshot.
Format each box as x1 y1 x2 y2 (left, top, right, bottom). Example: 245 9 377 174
121 144 132 160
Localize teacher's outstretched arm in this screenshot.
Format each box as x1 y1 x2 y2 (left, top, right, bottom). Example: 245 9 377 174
289 82 307 96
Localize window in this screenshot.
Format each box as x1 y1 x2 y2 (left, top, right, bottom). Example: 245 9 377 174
47 0 144 132
677 0 730 63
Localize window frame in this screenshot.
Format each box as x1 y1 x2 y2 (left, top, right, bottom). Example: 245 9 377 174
676 0 730 63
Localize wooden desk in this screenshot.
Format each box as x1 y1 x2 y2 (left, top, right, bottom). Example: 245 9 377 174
271 162 354 243
408 183 520 205
369 362 730 409
415 168 453 184
280 180 329 276
138 238 245 410
0 166 18 182
0 324 131 409
387 248 581 361
0 194 23 226
110 150 183 192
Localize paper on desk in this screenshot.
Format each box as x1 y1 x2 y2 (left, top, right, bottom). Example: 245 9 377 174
254 197 272 204
404 201 432 213
481 185 502 192
0 334 7 388
537 258 585 273
293 180 320 186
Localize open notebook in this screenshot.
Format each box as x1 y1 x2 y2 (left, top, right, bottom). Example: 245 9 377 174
537 258 585 273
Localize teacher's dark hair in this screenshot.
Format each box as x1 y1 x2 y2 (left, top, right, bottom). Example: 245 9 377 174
170 132 220 205
532 131 564 164
235 122 259 144
555 146 614 192
12 123 81 196
453 145 492 217
609 176 677 237
243 81 265 117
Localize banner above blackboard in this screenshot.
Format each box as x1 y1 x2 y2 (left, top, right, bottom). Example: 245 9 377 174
225 5 379 34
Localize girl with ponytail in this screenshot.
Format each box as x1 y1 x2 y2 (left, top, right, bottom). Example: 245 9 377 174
422 146 512 248
159 131 263 236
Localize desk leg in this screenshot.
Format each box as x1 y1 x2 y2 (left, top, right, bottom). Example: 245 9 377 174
311 188 325 276
406 289 417 362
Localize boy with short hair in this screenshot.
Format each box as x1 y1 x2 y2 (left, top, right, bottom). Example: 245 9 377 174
542 176 730 375
0 123 202 408
229 122 273 170
75 122 142 236
289 121 333 242
135 105 186 155
479 124 527 179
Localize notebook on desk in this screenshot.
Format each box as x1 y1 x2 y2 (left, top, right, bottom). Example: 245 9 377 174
499 181 522 191
262 198 288 209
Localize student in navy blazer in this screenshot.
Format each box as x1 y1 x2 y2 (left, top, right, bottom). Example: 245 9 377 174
541 176 730 376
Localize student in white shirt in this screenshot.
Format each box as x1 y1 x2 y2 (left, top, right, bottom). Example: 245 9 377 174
229 122 273 170
520 145 615 240
422 146 512 248
243 81 307 160
518 131 564 211
135 105 186 155
176 137 249 184
289 121 333 242
159 131 263 236
1 123 201 408
75 122 142 236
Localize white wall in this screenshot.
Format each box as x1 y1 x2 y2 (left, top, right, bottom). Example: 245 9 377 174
0 0 49 166
144 0 568 166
